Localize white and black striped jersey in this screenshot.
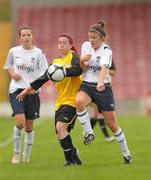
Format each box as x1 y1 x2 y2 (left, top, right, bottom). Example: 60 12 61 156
4 46 48 93
81 41 112 84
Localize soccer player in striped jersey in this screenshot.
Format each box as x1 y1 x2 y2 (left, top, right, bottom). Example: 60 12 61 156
76 20 132 164
4 26 48 164
16 34 82 166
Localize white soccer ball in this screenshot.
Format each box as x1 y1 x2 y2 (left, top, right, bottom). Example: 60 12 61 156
47 64 66 82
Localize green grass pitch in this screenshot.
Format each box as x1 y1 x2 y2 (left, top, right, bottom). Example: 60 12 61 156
0 115 151 180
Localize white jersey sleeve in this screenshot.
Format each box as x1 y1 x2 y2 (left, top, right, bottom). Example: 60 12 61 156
4 48 15 69
81 41 92 56
37 52 48 76
99 47 112 68
81 41 94 65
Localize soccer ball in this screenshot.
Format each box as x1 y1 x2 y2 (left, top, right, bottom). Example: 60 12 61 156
47 64 66 82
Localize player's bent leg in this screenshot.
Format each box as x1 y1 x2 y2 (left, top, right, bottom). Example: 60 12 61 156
76 91 95 145
77 109 95 145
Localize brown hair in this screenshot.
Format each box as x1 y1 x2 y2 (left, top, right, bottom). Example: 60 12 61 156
18 26 32 37
89 20 107 38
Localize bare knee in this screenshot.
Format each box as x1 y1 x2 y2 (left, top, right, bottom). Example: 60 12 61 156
15 114 25 129
75 98 85 111
56 122 67 139
75 92 91 112
25 120 34 132
16 120 25 129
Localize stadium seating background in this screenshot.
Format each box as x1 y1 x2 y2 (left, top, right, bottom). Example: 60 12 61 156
14 3 151 102
1 0 151 115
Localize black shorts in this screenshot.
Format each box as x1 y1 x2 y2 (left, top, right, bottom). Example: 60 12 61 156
55 105 77 132
9 89 40 120
80 81 115 112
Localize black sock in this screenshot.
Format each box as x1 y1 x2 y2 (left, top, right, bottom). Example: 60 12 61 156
59 134 74 162
90 118 97 129
98 118 110 138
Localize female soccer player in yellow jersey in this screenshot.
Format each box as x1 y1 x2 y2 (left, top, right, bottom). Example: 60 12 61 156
16 34 82 166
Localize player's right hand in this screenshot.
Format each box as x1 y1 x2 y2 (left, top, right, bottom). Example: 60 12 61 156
80 54 92 62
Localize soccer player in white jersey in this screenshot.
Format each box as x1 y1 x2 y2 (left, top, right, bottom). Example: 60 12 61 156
90 60 116 143
76 20 132 164
4 26 48 164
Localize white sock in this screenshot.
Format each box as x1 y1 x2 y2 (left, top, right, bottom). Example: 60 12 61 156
13 126 23 154
77 109 94 135
23 131 34 158
114 128 131 157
